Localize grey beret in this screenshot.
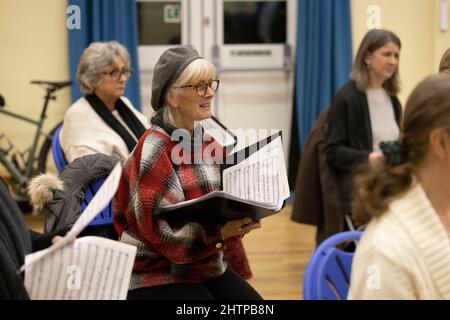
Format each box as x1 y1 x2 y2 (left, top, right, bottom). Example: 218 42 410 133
151 45 202 110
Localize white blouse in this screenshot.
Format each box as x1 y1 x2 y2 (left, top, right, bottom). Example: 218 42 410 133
366 88 399 152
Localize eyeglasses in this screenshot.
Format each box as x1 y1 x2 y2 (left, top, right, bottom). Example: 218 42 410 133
172 80 220 96
103 68 133 81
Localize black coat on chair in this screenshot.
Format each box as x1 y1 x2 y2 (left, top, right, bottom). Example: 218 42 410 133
0 178 67 299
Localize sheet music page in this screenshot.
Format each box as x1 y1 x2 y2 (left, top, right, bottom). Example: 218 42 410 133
278 139 291 200
24 236 136 300
20 162 136 300
201 118 237 150
222 136 289 208
19 163 122 273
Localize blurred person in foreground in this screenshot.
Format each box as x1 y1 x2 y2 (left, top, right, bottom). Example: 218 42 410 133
348 74 450 299
439 48 450 74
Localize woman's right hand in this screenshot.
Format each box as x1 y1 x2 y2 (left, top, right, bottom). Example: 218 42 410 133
368 151 384 167
221 217 261 240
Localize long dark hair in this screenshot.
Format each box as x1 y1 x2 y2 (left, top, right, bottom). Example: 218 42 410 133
352 29 401 95
439 48 450 73
353 74 450 225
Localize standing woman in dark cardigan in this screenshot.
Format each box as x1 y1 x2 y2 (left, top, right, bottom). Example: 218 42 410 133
325 29 402 227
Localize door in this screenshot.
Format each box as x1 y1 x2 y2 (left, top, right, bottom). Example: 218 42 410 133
137 0 296 161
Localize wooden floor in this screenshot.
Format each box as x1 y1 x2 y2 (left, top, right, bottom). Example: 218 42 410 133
244 206 316 300
25 205 316 300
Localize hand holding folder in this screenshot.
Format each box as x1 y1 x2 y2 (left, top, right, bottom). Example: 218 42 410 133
221 217 262 239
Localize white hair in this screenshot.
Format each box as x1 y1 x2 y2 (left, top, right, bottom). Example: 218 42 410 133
159 59 217 127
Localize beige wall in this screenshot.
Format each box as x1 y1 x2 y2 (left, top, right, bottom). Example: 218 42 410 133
1 0 449 174
351 0 450 104
435 0 450 69
0 0 70 171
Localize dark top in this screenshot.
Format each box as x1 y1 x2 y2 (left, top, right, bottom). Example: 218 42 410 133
325 81 402 213
0 178 67 299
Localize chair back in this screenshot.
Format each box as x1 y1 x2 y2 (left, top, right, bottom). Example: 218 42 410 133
81 179 114 227
303 231 362 300
51 125 68 171
51 125 113 227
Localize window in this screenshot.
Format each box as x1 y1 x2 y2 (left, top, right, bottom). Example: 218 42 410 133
138 1 182 45
224 1 286 44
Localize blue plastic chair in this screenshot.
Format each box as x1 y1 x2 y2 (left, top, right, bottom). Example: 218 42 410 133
303 231 363 300
52 125 68 172
51 125 113 227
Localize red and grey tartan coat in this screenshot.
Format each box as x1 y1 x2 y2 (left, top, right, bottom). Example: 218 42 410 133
114 124 251 290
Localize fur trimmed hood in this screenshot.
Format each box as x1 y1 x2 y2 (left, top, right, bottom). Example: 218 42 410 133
27 154 119 233
28 173 64 211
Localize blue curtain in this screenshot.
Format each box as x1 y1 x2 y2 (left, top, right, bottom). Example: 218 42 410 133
296 0 353 150
68 0 141 109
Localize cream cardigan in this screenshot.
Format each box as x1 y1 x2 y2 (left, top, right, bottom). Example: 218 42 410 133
60 96 149 163
348 182 450 300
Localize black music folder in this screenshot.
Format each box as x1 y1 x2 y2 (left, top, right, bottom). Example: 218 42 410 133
154 132 290 223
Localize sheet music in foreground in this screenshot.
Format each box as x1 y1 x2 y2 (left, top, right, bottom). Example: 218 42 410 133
19 163 122 273
222 135 290 210
24 236 136 300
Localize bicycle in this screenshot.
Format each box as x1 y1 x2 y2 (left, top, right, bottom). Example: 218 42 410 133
0 80 71 204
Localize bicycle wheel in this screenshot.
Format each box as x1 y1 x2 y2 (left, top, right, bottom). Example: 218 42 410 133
38 121 62 174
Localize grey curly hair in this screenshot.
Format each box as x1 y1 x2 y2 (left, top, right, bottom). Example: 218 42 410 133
76 41 131 94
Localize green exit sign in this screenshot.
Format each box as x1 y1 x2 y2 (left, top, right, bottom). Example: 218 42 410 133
231 50 272 57
164 4 181 23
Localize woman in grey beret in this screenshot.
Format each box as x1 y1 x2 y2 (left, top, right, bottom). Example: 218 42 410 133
60 41 149 163
114 45 263 300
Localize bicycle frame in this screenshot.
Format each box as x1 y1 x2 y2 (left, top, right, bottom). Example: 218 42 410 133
0 89 54 186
